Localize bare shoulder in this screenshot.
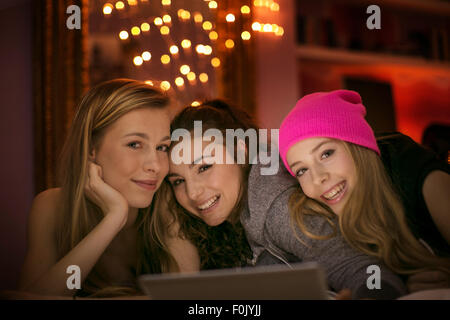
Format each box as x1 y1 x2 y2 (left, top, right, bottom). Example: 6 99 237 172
29 188 62 227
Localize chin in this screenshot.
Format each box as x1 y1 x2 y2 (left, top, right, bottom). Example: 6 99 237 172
127 195 155 209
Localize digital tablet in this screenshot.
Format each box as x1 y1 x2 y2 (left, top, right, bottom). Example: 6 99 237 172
138 261 329 300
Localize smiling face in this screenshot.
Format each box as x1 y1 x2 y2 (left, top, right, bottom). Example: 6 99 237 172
94 107 171 209
286 137 356 215
167 137 243 226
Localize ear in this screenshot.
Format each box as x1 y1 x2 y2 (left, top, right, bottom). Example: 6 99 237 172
89 149 96 163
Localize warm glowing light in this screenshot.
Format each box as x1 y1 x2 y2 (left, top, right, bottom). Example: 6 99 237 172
180 65 190 75
226 14 235 22
160 81 171 91
133 56 143 66
119 30 129 40
177 9 184 18
127 0 137 5
194 13 203 23
142 51 151 61
241 5 250 14
103 3 113 15
175 77 185 87
225 39 235 48
252 22 261 31
199 73 209 83
141 22 150 32
203 45 212 55
263 24 273 32
145 80 154 86
270 2 280 11
195 44 205 54
115 1 125 10
160 26 170 35
154 17 163 26
253 0 263 6
241 31 251 40
191 101 201 107
209 31 218 41
131 26 141 36
169 45 179 54
208 1 217 9
211 57 221 67
181 39 191 49
161 54 171 64
163 15 171 23
275 26 284 36
161 0 171 6
181 10 191 20
202 21 212 31
187 72 196 81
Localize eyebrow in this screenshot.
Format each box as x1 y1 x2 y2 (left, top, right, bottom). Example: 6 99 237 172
122 133 171 142
190 155 213 168
288 140 331 169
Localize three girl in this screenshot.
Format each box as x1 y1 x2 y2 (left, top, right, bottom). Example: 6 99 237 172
19 79 198 297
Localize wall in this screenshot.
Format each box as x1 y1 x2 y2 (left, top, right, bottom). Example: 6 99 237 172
254 0 299 130
0 0 34 291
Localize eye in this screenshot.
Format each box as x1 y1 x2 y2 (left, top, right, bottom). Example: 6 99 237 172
157 144 170 152
321 149 334 159
295 168 307 177
127 141 142 149
170 178 184 187
198 164 212 173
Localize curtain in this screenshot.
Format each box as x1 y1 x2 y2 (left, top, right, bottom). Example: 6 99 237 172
33 0 89 193
216 0 256 117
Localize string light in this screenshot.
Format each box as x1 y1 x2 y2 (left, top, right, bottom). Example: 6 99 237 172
241 31 251 40
202 21 212 31
131 26 141 36
160 26 170 35
191 101 201 107
195 44 205 54
145 80 154 86
163 15 172 23
115 1 125 10
208 1 217 9
142 51 151 61
226 14 235 22
203 45 212 55
161 0 171 6
154 17 163 26
161 54 171 64
180 65 190 75
225 39 235 49
187 72 196 81
119 30 129 40
133 56 143 66
169 45 179 54
141 22 150 32
211 57 220 67
160 81 171 91
103 3 113 15
175 77 185 87
181 39 191 49
241 5 250 14
194 13 203 23
199 73 208 83
252 22 261 31
209 31 218 41
128 0 137 6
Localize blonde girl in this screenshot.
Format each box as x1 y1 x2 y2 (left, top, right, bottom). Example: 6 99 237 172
279 89 450 291
19 79 198 298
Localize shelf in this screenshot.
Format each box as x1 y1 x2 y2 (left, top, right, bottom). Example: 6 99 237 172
296 45 450 70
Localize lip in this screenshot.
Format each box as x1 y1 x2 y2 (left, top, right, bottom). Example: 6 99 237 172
132 179 158 191
197 195 221 215
320 181 347 205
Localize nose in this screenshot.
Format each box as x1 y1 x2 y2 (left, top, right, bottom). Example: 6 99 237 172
311 166 328 186
143 150 162 175
186 180 204 201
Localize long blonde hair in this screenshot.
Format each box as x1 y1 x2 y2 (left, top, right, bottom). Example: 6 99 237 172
289 140 450 275
56 79 178 296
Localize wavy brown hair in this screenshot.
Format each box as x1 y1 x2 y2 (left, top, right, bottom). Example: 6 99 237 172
289 140 450 276
57 79 178 296
167 99 259 269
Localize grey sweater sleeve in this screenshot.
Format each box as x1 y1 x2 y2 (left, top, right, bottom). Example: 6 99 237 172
263 190 408 299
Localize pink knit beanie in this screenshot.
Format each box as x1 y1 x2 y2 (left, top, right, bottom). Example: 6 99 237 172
279 89 380 176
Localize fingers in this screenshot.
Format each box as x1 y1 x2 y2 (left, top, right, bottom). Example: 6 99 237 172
335 288 352 300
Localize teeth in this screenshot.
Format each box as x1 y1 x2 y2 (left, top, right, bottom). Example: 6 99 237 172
323 182 345 200
198 195 219 210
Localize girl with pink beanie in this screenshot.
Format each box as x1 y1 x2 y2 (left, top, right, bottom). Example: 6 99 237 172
279 89 450 290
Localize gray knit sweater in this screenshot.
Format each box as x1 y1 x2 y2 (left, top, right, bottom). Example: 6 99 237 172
240 160 407 299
